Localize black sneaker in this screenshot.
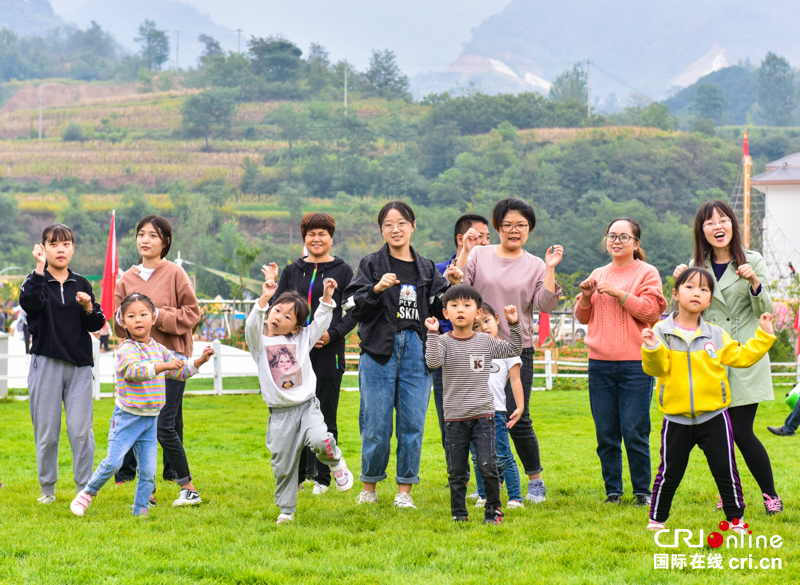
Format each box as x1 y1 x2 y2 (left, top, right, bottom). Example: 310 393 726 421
604 495 622 504
483 507 503 525
634 494 651 507
149 493 157 507
173 488 203 507
764 494 784 515
767 426 793 436
452 515 469 522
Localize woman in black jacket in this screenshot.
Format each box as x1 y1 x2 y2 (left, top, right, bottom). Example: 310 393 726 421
272 212 358 494
343 201 460 508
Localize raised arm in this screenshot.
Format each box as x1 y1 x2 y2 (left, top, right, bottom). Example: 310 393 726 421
719 315 775 369
424 317 444 370
307 278 337 348
488 311 523 358
641 327 671 378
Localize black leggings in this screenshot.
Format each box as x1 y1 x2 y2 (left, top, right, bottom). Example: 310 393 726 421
727 403 777 498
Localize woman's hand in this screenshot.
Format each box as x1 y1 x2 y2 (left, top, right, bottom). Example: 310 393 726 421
504 305 519 325
544 245 563 269
373 273 399 293
425 317 439 332
75 291 93 313
32 244 46 274
673 264 688 279
759 313 774 335
314 332 331 349
444 263 463 285
641 328 659 348
322 278 338 304
579 277 597 305
506 407 522 429
596 281 623 300
194 346 215 368
736 263 760 291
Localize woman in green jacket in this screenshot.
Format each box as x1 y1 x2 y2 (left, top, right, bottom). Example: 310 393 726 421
674 200 782 515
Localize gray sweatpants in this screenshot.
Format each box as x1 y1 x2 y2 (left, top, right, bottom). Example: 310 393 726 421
28 354 95 495
267 397 343 514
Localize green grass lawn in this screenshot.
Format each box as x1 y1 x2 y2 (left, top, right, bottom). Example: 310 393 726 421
1 384 798 584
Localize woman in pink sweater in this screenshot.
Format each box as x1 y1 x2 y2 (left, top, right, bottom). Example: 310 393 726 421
574 217 666 507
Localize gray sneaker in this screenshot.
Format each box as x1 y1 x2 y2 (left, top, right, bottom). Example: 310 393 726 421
466 490 480 500
526 479 546 503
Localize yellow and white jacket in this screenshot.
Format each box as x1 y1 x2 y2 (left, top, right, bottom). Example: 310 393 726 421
642 312 774 425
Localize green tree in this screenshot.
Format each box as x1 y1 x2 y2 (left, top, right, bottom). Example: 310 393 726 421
248 36 303 82
690 117 716 136
549 63 588 104
364 49 411 101
640 103 678 130
269 105 309 177
61 123 84 142
418 122 460 178
307 42 331 93
757 52 797 126
277 182 307 245
181 88 239 149
198 34 222 58
135 20 170 71
690 84 729 123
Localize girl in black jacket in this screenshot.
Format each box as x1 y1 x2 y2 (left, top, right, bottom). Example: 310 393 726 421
343 202 460 508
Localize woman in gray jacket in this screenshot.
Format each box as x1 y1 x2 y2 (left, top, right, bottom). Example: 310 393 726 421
674 200 782 515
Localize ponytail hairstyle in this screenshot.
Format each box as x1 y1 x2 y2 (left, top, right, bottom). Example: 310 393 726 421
135 215 173 261
692 201 746 269
604 217 646 261
117 292 158 337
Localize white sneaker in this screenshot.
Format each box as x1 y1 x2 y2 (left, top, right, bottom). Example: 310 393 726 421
37 494 56 505
356 490 378 504
474 497 486 508
507 499 525 509
312 481 328 495
466 490 480 500
393 492 416 509
731 519 747 535
298 482 304 491
647 519 666 531
330 460 354 492
277 512 295 524
172 488 202 507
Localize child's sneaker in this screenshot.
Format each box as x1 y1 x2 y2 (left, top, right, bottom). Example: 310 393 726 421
467 490 480 500
474 497 486 508
312 481 328 495
731 519 747 535
356 490 378 505
483 507 503 525
331 460 354 492
507 499 525 509
149 493 157 507
172 488 202 507
276 512 295 524
393 493 416 509
647 519 665 531
764 494 783 516
526 479 546 503
452 515 468 522
70 491 93 517
37 494 56 505
131 508 149 517
715 495 723 510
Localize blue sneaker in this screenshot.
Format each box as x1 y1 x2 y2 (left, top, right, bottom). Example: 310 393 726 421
526 479 546 503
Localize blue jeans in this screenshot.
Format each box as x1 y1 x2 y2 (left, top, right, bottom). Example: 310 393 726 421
358 330 431 484
471 411 522 501
86 407 158 515
783 399 800 435
588 360 653 496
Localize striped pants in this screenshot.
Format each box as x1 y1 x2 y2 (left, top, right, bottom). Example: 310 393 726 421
650 411 745 523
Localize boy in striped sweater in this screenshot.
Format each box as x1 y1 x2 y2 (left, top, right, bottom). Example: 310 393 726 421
425 284 522 524
70 293 214 517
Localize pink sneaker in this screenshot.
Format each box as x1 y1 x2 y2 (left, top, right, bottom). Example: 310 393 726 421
715 495 723 510
647 519 666 531
764 494 784 516
70 491 94 517
331 459 354 492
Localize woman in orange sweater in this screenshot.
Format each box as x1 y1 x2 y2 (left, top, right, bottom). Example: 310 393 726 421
113 215 203 507
574 217 667 507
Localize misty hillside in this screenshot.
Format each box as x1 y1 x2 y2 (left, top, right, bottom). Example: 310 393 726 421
0 0 63 36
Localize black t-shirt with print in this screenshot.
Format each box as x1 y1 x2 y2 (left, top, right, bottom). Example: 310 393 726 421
389 256 421 334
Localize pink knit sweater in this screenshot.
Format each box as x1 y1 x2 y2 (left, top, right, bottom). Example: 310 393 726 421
573 260 667 361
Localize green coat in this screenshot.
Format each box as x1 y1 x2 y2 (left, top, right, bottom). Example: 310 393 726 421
697 249 774 407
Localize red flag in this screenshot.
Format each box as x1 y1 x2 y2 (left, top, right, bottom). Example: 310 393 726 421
743 129 749 156
100 211 117 322
538 311 550 345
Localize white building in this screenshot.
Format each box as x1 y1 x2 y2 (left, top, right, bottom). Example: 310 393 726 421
751 153 800 284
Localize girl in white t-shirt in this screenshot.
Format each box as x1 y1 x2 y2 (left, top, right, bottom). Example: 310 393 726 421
470 302 526 508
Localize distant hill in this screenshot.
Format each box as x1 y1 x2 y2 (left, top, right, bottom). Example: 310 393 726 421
0 0 63 36
664 65 759 125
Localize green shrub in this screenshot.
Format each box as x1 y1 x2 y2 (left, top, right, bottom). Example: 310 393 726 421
61 123 84 142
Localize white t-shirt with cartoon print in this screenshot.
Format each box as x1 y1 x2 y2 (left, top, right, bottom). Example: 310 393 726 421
488 356 522 412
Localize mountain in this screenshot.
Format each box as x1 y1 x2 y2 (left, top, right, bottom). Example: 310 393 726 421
414 0 800 100
664 65 758 125
0 0 64 36
53 0 239 68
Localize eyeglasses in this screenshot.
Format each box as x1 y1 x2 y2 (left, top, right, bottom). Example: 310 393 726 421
500 223 529 233
606 234 638 244
381 220 412 232
702 218 732 230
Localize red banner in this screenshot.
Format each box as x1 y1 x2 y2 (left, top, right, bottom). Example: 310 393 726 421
538 311 550 345
100 211 117 322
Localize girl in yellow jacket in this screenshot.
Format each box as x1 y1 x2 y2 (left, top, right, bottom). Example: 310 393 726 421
641 267 774 531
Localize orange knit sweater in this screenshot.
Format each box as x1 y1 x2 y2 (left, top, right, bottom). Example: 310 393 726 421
573 260 667 362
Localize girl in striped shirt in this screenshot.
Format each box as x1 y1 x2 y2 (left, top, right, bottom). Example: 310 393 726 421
70 293 213 517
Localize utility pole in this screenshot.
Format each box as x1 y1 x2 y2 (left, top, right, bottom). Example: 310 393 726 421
175 30 181 71
343 63 348 116
586 60 591 119
38 84 43 139
235 29 243 53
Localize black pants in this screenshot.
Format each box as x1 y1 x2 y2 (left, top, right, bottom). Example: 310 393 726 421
23 324 30 355
99 335 110 351
445 416 500 517
727 403 777 497
432 367 446 448
504 348 542 476
115 377 191 485
298 354 344 487
650 412 745 523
